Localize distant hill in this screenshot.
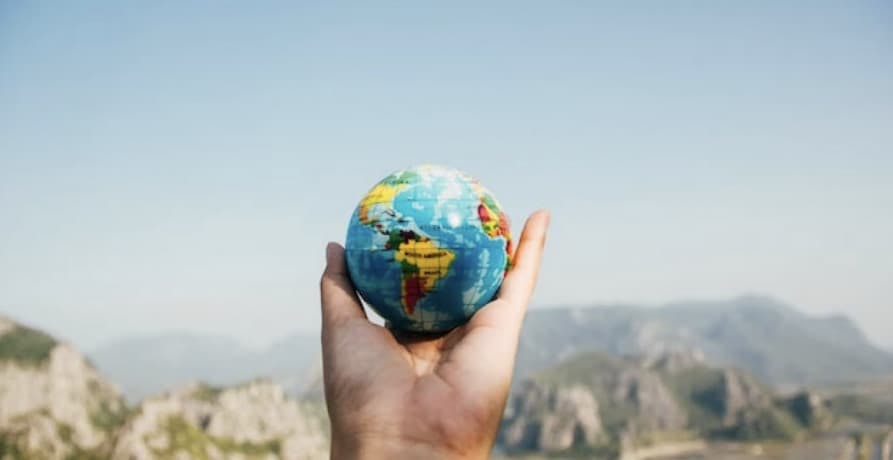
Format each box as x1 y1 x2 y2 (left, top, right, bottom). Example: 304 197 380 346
4 299 893 460
516 296 893 387
90 332 320 402
500 349 831 457
90 296 892 402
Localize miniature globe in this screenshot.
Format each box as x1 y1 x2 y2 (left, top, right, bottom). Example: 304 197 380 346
345 165 512 332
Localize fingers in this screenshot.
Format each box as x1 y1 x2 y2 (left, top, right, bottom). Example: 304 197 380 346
497 210 550 310
320 242 367 330
467 210 550 332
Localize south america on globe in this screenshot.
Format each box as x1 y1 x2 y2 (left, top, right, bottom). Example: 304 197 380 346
345 165 512 332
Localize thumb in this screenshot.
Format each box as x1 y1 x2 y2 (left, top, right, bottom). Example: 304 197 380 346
319 242 366 329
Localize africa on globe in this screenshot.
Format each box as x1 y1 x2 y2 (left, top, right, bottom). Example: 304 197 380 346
345 165 512 332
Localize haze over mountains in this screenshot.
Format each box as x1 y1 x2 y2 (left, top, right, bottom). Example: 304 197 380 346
6 297 893 460
90 333 320 402
89 295 893 402
517 295 893 388
5 295 893 459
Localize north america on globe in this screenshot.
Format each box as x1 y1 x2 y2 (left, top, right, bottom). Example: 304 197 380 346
345 164 512 332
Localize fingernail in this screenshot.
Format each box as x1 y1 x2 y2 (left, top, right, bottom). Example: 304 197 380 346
539 209 551 228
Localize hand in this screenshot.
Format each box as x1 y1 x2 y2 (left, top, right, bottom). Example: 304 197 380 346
319 210 550 460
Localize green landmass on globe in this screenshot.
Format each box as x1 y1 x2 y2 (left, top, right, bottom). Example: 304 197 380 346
345 165 512 332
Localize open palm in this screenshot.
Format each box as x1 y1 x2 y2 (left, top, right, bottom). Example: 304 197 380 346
320 211 549 459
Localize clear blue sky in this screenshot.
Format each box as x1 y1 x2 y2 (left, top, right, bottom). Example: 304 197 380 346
2 1 891 349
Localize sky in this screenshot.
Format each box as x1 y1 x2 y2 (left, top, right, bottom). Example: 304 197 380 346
1 1 891 350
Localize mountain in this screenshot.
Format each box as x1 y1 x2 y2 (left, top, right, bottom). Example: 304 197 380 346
90 296 891 402
0 315 127 458
84 295 892 399
516 295 893 387
0 315 330 460
90 332 320 402
112 380 328 459
500 349 831 457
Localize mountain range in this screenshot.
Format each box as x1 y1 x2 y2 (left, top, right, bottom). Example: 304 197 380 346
4 295 893 459
516 295 893 388
500 349 832 456
90 333 320 403
5 309 893 459
89 295 893 402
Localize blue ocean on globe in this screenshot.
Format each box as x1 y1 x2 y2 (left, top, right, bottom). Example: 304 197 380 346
345 165 512 332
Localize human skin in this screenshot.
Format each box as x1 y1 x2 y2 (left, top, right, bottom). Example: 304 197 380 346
319 210 550 460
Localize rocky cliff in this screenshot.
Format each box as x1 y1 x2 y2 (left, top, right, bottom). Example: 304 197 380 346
502 382 604 452
0 315 127 458
0 316 329 460
501 349 824 456
111 381 328 460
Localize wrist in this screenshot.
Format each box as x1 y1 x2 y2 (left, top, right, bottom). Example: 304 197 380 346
330 431 490 460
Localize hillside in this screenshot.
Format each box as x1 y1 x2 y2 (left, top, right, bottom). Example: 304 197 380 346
500 349 832 458
3 305 893 460
0 316 329 460
516 296 893 387
0 315 127 458
88 296 891 403
111 381 328 459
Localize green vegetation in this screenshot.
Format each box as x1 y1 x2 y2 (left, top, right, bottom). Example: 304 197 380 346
56 422 74 443
0 325 57 365
664 366 805 441
535 352 626 387
663 366 727 430
776 392 832 430
518 352 826 460
0 418 107 460
534 352 638 433
828 394 893 424
151 415 281 460
0 437 25 460
714 407 802 442
853 433 873 460
192 378 280 400
551 442 620 459
191 383 224 403
60 421 107 460
90 399 130 433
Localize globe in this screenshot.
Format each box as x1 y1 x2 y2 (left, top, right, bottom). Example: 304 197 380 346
345 165 512 333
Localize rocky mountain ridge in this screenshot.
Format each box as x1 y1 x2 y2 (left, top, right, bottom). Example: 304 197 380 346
5 295 893 459
0 316 127 458
516 295 893 387
501 349 833 457
0 315 329 460
88 296 893 405
110 381 328 460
